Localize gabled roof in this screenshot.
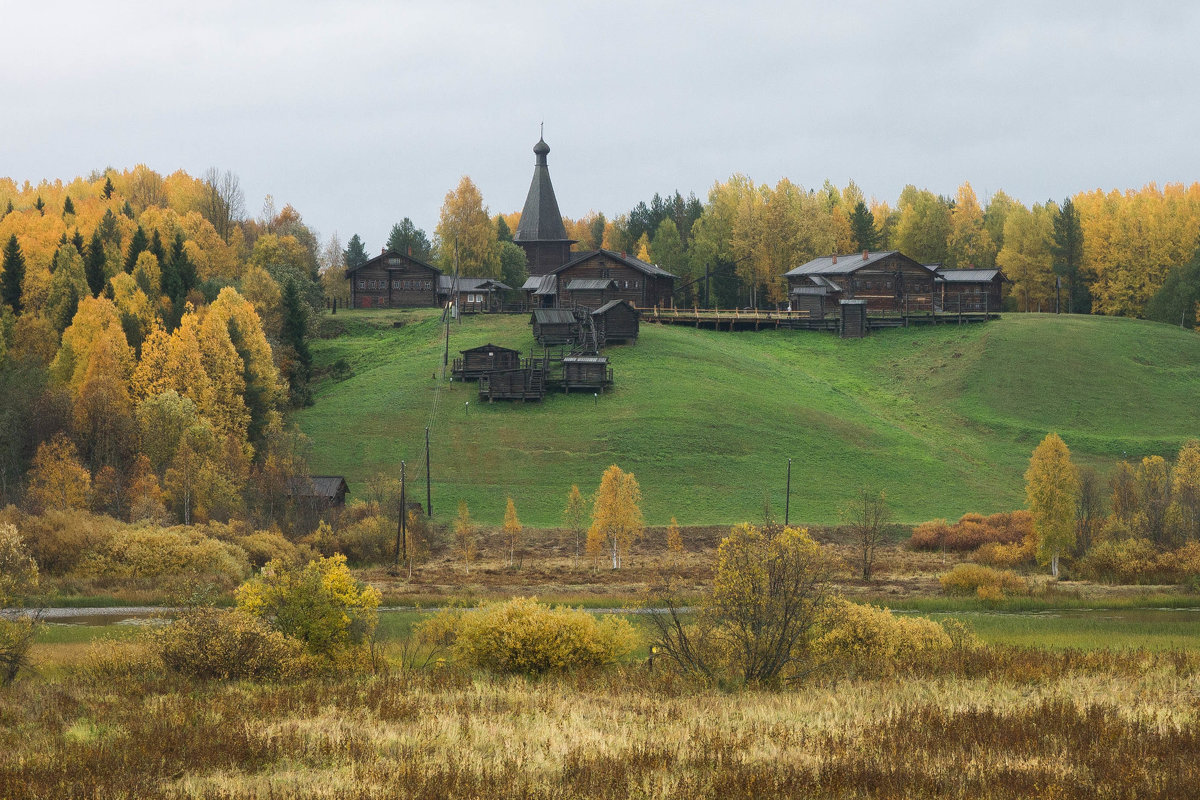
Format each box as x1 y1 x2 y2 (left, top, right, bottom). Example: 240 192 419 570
513 136 573 244
785 250 934 278
520 274 557 295
565 278 617 291
552 249 676 279
288 476 348 499
346 249 441 278
531 308 578 325
460 342 520 355
934 268 1009 283
438 276 512 292
591 299 638 316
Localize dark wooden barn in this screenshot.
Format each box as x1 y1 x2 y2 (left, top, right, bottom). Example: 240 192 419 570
785 251 936 312
347 250 441 309
551 250 675 309
934 268 1009 312
531 308 581 346
287 476 349 508
561 355 612 392
591 299 639 343
453 343 522 380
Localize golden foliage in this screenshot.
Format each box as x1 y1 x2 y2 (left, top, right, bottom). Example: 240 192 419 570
26 434 91 513
588 464 643 570
939 563 1029 599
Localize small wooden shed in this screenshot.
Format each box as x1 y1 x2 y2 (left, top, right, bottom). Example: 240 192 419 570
288 476 349 508
561 355 613 392
591 299 639 343
453 343 522 380
531 308 580 346
479 367 546 402
790 286 828 318
839 299 867 339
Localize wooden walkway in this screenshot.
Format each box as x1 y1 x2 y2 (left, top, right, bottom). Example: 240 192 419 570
635 307 999 332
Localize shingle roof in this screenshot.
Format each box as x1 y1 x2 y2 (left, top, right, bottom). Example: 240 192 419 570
934 268 1006 283
565 278 617 291
345 249 441 278
785 251 903 277
460 342 520 355
791 286 829 295
513 137 572 243
552 249 676 279
531 309 578 325
562 356 608 364
521 275 558 295
591 299 637 315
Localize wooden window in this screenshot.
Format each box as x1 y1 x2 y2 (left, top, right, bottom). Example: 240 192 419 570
425 280 432 290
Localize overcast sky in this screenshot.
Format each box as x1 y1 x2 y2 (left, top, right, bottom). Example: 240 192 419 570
6 1 1199 250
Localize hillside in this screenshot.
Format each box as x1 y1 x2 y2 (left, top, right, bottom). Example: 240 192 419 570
293 311 1200 526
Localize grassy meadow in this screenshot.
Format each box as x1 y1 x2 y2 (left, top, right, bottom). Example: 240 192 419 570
294 310 1200 526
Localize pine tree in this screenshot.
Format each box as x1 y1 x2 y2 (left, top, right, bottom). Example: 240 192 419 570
149 229 166 267
2 199 13 218
102 176 115 199
124 226 148 273
34 196 45 215
849 200 878 251
496 215 513 243
71 228 85 257
84 230 107 298
121 200 134 219
385 219 432 260
343 234 369 269
1052 198 1087 313
281 279 311 406
1 235 26 314
62 196 75 217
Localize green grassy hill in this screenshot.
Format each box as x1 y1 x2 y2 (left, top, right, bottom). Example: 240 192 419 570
293 310 1200 526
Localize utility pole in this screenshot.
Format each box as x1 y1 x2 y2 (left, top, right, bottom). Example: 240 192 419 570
425 427 432 518
394 461 407 572
782 460 792 527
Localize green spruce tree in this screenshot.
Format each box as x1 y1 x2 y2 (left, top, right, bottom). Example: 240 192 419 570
85 230 107 298
1 235 26 314
343 234 369 270
124 226 149 273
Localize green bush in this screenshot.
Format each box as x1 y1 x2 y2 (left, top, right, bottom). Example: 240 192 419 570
152 607 303 680
939 563 1028 599
420 597 636 675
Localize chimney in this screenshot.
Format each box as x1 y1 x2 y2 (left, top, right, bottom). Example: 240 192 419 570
622 251 627 258
831 253 837 265
381 247 387 255
408 246 412 256
863 250 869 260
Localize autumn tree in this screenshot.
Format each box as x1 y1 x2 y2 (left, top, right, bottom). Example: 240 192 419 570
1025 433 1079 578
563 484 587 568
893 187 951 265
453 499 477 574
1134 455 1172 546
997 203 1055 311
841 489 891 581
26 433 92 513
666 516 683 566
1 235 25 314
503 497 522 567
1169 439 1200 543
199 168 245 243
1075 466 1106 556
588 465 643 570
946 182 996 269
435 176 499 278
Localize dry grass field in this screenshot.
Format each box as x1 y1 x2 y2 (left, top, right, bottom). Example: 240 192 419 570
2 643 1199 799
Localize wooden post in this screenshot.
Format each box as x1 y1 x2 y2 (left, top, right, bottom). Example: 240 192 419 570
393 460 406 571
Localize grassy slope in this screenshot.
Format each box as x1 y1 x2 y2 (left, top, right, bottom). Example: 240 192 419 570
294 310 1200 526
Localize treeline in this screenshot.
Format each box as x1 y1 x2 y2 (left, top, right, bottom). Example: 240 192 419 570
0 167 324 527
396 173 1200 319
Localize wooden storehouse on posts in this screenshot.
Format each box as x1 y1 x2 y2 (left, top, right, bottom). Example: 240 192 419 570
531 308 581 346
453 343 522 380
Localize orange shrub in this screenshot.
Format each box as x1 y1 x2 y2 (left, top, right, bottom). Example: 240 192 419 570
910 511 1031 552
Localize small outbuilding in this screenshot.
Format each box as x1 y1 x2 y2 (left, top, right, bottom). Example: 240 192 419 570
591 299 639 343
790 286 829 318
934 268 1009 312
531 308 581 346
439 277 513 313
840 299 867 339
453 343 523 380
288 476 350 508
561 355 612 392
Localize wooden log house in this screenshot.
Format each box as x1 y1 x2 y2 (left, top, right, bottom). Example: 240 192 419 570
785 251 936 312
347 249 441 309
551 250 675 309
439 277 512 313
561 355 612 392
531 308 582 346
